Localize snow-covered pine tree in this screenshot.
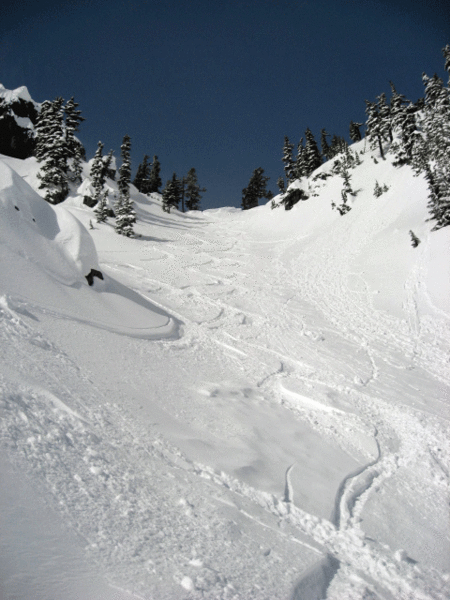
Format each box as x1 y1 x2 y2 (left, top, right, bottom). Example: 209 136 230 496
34 100 53 161
282 136 296 183
295 138 307 179
413 48 450 230
36 97 69 204
392 102 418 166
443 44 450 76
331 146 355 214
161 179 171 213
374 180 383 197
241 167 270 210
389 82 408 132
409 230 421 247
390 81 416 166
365 99 386 160
148 155 162 193
102 150 115 181
304 128 322 176
94 189 109 223
377 92 393 142
185 167 205 211
64 97 85 184
115 134 135 237
90 141 106 204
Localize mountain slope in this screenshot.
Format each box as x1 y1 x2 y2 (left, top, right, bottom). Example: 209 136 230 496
0 137 449 600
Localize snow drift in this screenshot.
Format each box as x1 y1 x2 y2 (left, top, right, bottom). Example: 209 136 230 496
0 157 178 338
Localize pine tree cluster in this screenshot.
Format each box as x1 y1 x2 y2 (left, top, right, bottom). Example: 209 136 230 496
29 44 450 233
35 96 85 204
275 44 449 228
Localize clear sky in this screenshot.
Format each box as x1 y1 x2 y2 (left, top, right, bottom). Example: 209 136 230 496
1 0 448 209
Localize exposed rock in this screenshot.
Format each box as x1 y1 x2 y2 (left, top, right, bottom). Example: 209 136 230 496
0 84 39 159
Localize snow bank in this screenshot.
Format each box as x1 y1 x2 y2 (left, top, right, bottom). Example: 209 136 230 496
0 158 96 285
0 83 36 106
0 158 178 339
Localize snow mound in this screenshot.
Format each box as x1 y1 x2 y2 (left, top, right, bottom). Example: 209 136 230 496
0 83 37 107
0 158 98 285
0 158 178 338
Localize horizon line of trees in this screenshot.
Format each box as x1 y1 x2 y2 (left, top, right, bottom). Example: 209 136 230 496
18 42 450 233
32 97 207 237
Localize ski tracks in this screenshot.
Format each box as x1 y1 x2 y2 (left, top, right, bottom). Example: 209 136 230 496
2 203 449 600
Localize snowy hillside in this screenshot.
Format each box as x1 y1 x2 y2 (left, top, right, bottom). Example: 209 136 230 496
0 140 449 600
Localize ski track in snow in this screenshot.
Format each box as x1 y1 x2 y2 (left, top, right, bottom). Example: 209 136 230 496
1 183 450 599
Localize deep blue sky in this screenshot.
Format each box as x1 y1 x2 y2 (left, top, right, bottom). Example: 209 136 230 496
1 0 448 209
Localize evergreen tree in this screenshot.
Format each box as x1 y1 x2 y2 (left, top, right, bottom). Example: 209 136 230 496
115 134 135 237
90 141 106 203
276 176 286 194
320 129 331 160
374 180 383 197
34 100 53 161
412 49 450 230
148 155 162 193
443 44 450 76
70 144 84 184
389 82 415 165
161 179 172 213
133 155 151 193
185 167 205 211
161 173 181 213
392 102 417 166
349 121 363 142
389 82 408 132
329 134 348 158
64 97 85 183
94 189 109 223
377 92 393 142
304 128 322 176
36 97 69 204
102 150 115 181
241 167 270 210
331 147 355 214
365 100 386 159
282 136 296 183
64 97 84 153
295 138 307 178
409 230 421 247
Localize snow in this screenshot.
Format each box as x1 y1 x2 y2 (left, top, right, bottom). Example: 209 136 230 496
12 114 34 129
0 143 449 600
0 82 39 107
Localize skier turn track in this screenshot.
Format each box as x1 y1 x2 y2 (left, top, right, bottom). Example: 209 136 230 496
1 196 449 599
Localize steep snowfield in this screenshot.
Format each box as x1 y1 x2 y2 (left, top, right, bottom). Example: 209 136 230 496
0 144 449 600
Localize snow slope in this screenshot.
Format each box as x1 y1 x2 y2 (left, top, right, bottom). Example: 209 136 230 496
0 144 449 600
